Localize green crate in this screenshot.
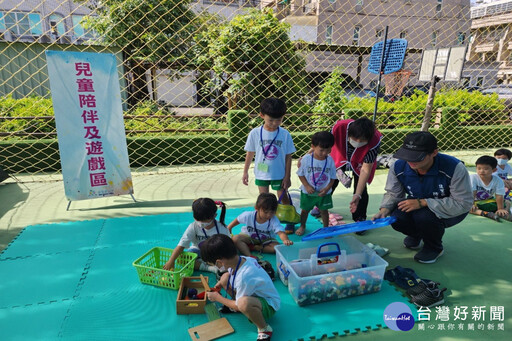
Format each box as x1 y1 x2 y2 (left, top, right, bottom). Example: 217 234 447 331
132 247 197 290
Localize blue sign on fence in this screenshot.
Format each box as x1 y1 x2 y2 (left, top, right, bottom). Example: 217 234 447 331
368 39 408 75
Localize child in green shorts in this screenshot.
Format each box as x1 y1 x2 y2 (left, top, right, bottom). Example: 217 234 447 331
242 98 296 203
295 131 337 236
200 234 280 341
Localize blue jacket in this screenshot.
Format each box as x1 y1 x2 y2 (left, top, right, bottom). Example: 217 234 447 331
380 153 473 219
394 153 459 199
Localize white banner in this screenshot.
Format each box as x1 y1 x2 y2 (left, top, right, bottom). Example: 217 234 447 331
46 51 133 201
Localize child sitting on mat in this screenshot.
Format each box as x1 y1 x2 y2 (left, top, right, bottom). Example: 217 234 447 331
227 193 292 257
469 156 511 222
200 234 279 341
296 131 337 236
493 148 512 191
163 198 229 272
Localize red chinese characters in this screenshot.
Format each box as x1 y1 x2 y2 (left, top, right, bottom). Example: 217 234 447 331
74 62 106 188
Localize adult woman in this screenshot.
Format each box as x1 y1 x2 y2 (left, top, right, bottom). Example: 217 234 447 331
330 117 382 231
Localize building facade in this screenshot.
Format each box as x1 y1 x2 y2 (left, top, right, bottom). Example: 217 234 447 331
466 0 512 86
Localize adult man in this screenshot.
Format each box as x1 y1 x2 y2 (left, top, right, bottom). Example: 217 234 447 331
373 131 473 263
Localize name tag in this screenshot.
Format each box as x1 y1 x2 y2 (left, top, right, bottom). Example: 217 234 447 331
257 162 269 173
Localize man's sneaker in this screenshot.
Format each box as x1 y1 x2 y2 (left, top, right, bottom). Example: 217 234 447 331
412 287 447 307
257 331 272 340
414 248 444 264
403 236 422 250
406 280 440 297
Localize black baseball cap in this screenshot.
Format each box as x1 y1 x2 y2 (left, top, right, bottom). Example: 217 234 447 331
393 131 438 162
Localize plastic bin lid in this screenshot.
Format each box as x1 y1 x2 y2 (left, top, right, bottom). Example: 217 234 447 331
301 217 397 241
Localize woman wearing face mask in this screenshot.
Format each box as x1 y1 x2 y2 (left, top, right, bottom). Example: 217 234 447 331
163 198 229 272
330 117 382 232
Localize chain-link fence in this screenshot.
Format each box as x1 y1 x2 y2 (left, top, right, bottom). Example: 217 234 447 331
1 0 512 177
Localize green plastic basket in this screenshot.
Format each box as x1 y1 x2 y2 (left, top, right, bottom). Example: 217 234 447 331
132 246 197 290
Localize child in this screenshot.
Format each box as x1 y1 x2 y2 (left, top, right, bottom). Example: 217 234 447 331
469 156 511 221
493 148 512 190
295 131 337 236
200 234 279 340
243 98 296 204
163 198 229 272
227 193 293 257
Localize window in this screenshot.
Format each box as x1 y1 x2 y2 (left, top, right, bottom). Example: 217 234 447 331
2 12 41 36
400 31 407 39
49 14 66 37
326 25 333 45
376 29 383 39
353 26 361 46
431 30 438 47
457 32 465 45
72 15 95 39
461 77 470 87
476 77 484 87
436 0 442 12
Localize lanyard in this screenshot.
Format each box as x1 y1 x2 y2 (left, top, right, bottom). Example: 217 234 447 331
310 153 328 191
202 220 219 239
260 127 279 161
253 212 271 245
226 256 242 295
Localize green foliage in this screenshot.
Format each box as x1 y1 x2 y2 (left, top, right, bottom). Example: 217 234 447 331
194 9 306 112
312 67 348 114
80 0 198 65
0 96 55 139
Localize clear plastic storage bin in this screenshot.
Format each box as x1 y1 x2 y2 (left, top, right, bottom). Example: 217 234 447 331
275 236 388 306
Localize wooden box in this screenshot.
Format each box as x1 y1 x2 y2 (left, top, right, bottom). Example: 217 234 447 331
176 276 209 314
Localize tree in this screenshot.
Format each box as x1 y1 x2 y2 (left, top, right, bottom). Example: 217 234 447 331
312 67 348 114
195 9 306 112
80 0 198 106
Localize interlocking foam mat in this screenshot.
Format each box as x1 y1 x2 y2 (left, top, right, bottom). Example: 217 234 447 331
0 207 415 340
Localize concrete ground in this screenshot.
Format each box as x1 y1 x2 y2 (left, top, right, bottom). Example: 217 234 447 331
0 148 491 252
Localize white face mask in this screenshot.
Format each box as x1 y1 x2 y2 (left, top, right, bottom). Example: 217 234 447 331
196 219 214 229
215 261 226 272
497 158 508 166
349 138 368 148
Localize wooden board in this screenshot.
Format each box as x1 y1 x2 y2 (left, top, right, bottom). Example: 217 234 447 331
188 318 234 341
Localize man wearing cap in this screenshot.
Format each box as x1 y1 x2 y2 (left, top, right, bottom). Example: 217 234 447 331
373 131 473 263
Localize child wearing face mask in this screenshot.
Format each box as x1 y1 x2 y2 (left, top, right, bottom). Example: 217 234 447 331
227 193 293 257
493 148 512 191
163 198 229 272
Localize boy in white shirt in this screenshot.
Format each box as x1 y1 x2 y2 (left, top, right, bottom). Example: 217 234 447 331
470 155 511 221
201 234 280 341
296 131 337 236
243 98 296 203
493 148 512 190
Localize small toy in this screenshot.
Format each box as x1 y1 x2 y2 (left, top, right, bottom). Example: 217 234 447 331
187 288 198 299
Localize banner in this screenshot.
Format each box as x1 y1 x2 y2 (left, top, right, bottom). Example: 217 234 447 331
46 51 133 201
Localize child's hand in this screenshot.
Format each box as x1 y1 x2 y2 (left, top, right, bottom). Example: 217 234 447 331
206 291 222 302
318 188 328 197
496 208 509 217
163 260 174 271
283 239 293 246
282 177 291 190
305 185 315 194
242 172 249 186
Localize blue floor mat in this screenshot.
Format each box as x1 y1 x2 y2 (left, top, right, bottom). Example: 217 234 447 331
0 207 415 340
